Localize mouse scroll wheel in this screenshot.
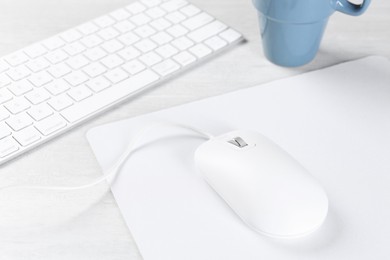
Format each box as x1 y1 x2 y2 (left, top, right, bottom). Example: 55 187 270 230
228 137 248 148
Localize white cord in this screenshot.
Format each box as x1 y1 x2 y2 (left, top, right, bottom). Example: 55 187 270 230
2 122 214 192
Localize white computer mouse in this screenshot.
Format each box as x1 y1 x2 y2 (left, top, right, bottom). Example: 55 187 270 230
194 130 328 239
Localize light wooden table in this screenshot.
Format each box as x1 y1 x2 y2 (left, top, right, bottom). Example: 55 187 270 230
0 0 388 259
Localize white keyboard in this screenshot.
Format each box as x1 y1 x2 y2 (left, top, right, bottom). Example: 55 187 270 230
0 0 243 165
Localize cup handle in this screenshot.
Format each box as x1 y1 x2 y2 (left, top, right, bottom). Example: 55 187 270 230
331 0 371 16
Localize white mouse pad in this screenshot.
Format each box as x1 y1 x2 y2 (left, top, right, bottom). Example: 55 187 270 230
87 56 390 259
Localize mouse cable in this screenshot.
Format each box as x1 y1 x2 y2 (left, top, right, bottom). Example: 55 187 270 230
2 121 215 192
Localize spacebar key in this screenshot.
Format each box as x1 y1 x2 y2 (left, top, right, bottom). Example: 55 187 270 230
61 70 160 123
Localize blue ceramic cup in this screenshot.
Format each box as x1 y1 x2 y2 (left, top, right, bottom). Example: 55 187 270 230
253 0 371 67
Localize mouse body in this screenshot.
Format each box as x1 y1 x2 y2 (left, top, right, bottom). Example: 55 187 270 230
194 130 328 238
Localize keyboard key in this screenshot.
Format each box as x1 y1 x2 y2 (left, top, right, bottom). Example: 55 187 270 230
0 107 10 121
182 12 213 30
141 0 162 8
6 66 31 81
60 29 83 43
83 63 107 78
204 36 227 51
173 51 196 66
145 7 166 18
81 35 103 48
152 59 180 76
122 60 146 75
64 71 89 86
86 76 111 92
48 94 73 111
45 80 71 96
139 52 162 66
161 0 187 12
101 39 124 54
118 46 141 61
134 25 156 38
0 74 12 88
166 11 186 24
25 88 51 105
47 63 72 78
8 80 34 96
101 54 124 69
13 126 41 146
63 42 86 56
27 103 54 121
171 36 194 50
24 44 47 59
35 114 66 136
219 28 242 43
134 39 157 53
0 123 11 139
46 49 69 64
4 98 31 114
126 2 147 14
130 13 151 26
4 52 29 67
118 32 140 46
104 68 128 83
166 24 188 38
180 4 200 17
84 47 107 61
0 88 13 104
61 70 159 123
188 21 227 43
78 22 99 35
6 112 33 131
150 18 171 31
0 60 9 75
110 9 131 21
151 32 173 45
98 27 120 41
43 37 65 50
66 55 90 70
189 43 212 58
28 71 53 87
94 15 115 28
68 85 93 102
0 137 19 158
26 57 50 73
155 44 178 58
0 60 9 73
114 20 136 33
